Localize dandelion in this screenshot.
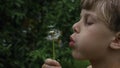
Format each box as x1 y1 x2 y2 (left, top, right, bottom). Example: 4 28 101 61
46 29 61 59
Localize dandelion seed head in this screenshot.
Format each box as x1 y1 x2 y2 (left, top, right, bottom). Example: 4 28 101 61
49 31 55 34
46 29 61 41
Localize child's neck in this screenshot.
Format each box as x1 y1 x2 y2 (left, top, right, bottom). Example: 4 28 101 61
90 57 120 68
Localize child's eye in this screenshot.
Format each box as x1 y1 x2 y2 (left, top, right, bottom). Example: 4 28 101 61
84 17 94 26
85 22 93 25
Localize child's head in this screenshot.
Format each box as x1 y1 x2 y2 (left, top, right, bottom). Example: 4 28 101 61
70 0 120 60
81 0 120 32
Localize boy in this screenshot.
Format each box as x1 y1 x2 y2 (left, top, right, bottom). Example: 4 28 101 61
42 0 120 68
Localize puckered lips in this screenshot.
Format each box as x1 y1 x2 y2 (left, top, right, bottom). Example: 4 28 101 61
69 37 75 48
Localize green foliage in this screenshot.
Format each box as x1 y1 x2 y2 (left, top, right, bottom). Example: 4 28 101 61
0 0 89 68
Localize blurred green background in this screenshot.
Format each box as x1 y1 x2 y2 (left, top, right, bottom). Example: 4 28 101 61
0 0 90 68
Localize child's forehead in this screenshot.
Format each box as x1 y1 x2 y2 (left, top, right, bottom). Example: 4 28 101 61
80 9 98 19
80 9 107 24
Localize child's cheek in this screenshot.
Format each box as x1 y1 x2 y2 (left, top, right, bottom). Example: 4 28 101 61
72 34 92 59
75 30 103 53
75 32 92 53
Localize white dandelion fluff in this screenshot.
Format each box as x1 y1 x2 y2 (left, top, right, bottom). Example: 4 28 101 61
46 29 61 41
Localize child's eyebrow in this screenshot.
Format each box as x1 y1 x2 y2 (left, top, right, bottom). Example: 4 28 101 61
81 10 96 17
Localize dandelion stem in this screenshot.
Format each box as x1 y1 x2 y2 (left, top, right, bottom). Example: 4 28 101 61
52 39 55 59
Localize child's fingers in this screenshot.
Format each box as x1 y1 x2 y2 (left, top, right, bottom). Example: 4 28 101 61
42 64 61 68
45 58 61 66
87 65 92 68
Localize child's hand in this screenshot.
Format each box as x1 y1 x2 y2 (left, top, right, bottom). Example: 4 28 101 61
42 58 62 68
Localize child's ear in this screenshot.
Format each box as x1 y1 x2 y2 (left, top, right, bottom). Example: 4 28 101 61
110 32 120 49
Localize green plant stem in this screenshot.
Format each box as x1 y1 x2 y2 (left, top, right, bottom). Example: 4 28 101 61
52 40 55 59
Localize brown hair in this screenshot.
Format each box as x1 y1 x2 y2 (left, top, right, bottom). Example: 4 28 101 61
81 0 120 32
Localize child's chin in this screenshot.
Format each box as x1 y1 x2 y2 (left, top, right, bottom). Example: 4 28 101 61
72 51 86 60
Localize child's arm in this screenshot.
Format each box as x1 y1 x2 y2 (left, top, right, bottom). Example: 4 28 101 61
42 58 62 68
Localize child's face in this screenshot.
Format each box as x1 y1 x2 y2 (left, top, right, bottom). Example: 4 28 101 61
70 9 114 60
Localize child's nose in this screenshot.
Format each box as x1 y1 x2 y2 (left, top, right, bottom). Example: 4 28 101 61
72 22 80 33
